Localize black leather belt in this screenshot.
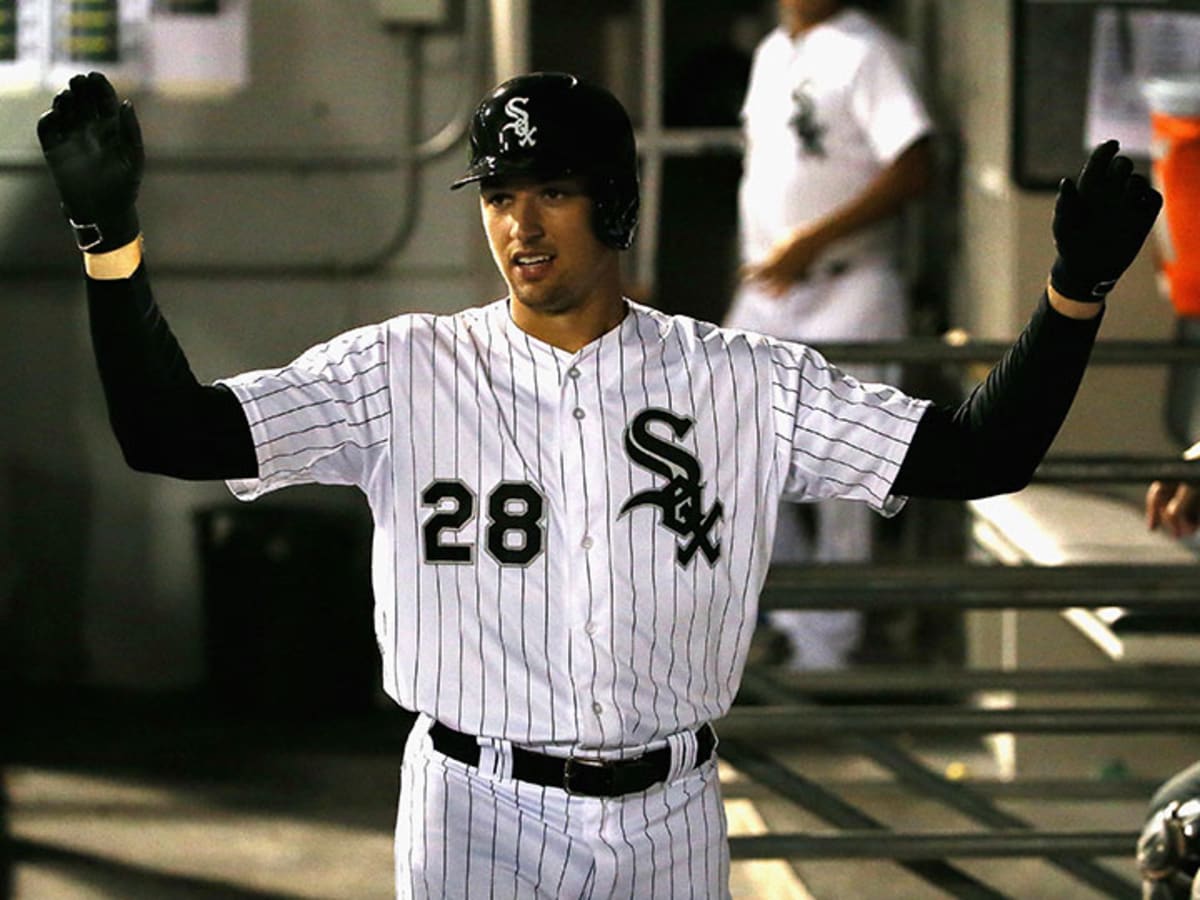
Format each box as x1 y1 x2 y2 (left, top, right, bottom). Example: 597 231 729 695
427 721 717 797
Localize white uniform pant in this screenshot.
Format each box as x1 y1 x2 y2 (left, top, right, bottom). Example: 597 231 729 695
769 495 874 670
395 715 731 899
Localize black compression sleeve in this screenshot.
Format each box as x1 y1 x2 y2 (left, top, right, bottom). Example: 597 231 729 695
892 291 1102 499
86 264 258 480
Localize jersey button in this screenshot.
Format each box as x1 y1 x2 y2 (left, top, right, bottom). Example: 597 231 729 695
585 621 597 636
581 536 594 550
573 408 585 420
592 702 603 715
568 367 581 379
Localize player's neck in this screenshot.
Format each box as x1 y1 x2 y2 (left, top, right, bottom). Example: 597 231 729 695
509 289 628 353
787 18 832 37
784 4 844 37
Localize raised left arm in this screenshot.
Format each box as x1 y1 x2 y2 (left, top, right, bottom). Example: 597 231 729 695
893 140 1161 499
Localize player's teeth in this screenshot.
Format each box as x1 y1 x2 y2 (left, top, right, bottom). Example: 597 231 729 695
517 255 551 265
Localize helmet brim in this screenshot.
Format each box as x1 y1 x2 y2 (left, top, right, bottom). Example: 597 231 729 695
449 155 577 191
449 165 490 190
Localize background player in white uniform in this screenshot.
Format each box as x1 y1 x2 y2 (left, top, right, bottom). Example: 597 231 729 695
39 71 1159 898
725 0 934 669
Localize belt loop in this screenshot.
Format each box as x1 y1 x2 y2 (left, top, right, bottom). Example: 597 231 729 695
666 729 697 782
411 713 435 751
477 736 514 781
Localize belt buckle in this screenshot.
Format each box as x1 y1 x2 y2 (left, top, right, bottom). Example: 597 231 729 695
563 756 611 796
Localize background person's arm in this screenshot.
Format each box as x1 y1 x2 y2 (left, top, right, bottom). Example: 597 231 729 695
742 137 933 293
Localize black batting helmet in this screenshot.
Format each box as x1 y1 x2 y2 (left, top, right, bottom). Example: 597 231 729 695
451 72 640 250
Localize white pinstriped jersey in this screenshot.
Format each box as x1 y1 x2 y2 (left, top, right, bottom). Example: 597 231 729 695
219 298 928 754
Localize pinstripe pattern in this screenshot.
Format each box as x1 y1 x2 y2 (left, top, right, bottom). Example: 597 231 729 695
220 298 928 750
397 715 729 899
219 297 928 897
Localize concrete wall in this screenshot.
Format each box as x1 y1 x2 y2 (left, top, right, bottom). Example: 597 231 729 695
0 1 500 689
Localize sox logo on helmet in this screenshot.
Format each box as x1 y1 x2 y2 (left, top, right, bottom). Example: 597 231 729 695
499 96 537 150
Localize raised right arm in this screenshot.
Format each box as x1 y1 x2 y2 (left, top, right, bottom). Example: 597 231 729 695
87 249 257 479
41 73 256 480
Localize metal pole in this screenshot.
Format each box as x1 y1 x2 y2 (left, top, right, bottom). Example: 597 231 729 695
719 705 1200 737
729 831 1139 861
649 128 742 155
1033 457 1200 483
760 665 1200 696
969 779 1158 801
633 0 665 292
759 562 1200 610
489 0 530 82
807 339 1200 365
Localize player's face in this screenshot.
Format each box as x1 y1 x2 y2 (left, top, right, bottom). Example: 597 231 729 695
480 175 620 318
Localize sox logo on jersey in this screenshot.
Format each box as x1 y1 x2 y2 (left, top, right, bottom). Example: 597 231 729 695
619 407 723 566
789 82 825 157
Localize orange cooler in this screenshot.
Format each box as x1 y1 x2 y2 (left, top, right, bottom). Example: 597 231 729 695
1144 78 1200 317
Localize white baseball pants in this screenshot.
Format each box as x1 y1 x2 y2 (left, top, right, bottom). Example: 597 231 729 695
394 715 731 899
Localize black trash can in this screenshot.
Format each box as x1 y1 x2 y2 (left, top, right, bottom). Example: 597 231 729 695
195 504 377 716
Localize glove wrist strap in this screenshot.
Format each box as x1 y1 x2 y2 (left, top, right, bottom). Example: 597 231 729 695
1050 255 1116 302
69 218 104 251
67 206 140 254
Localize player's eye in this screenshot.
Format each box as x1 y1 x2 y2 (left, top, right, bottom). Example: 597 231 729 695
541 181 580 201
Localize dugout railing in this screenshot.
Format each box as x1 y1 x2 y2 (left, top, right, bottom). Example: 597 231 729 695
713 336 1200 899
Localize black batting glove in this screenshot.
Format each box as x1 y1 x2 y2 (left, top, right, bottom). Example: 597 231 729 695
37 71 143 253
1050 139 1162 302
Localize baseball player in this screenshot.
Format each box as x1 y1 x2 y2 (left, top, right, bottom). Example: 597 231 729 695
39 71 1159 899
726 0 935 670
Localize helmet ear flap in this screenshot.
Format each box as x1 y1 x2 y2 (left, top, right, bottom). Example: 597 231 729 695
591 172 640 250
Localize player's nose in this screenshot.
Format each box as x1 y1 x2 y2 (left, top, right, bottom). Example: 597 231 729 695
509 192 544 241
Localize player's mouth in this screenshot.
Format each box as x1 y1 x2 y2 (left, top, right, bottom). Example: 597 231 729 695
512 251 555 281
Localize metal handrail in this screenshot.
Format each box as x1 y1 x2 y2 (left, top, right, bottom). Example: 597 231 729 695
810 338 1200 365
759 562 1200 610
728 831 1137 861
1034 456 1200 482
719 705 1200 737
752 665 1200 695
